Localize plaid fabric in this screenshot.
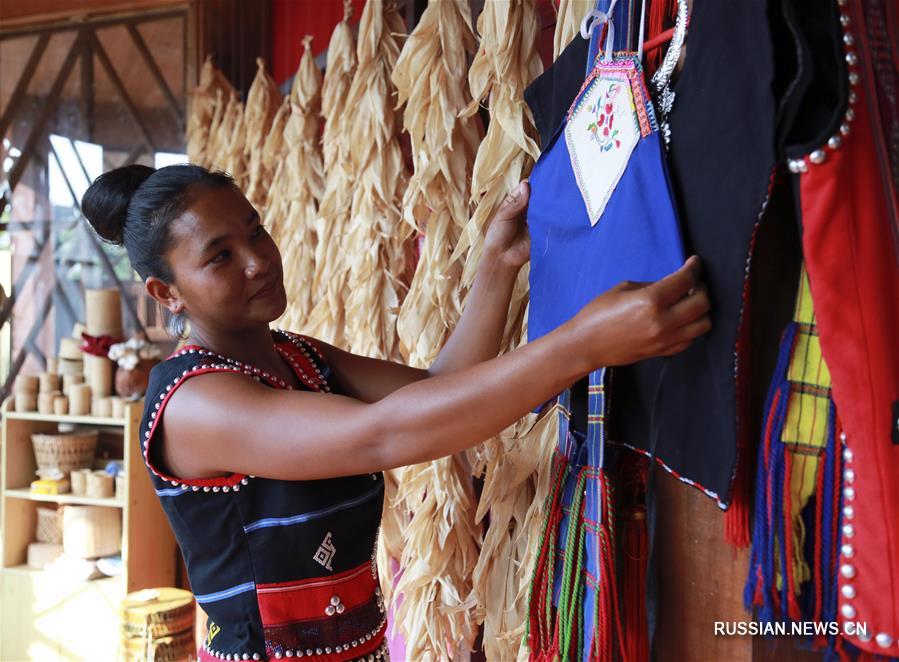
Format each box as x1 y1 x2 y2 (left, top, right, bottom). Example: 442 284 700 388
780 266 834 591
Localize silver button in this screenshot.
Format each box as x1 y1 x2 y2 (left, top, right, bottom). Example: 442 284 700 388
875 633 894 648
841 584 857 599
843 505 854 519
844 468 856 483
841 604 856 619
842 524 855 538
841 544 855 558
840 564 856 579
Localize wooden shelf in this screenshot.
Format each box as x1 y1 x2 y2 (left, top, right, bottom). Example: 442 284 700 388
2 564 122 582
4 411 126 427
2 399 177 661
4 488 124 508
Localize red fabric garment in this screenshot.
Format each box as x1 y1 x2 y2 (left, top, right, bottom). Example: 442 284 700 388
798 40 899 656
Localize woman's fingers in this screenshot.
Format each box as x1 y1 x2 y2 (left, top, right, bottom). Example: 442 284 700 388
665 282 711 326
650 255 703 305
494 180 530 222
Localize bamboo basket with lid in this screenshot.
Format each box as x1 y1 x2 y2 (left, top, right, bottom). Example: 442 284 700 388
120 629 195 662
120 587 195 640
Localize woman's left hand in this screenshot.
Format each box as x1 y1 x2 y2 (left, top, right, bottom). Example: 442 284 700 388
484 180 531 270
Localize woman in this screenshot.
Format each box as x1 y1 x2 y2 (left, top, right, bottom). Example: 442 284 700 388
82 164 710 661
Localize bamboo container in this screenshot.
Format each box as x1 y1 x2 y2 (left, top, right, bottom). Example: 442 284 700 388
62 505 121 558
59 337 83 360
39 372 61 393
86 471 114 498
71 468 91 495
14 375 39 394
85 289 123 338
14 391 37 412
38 391 60 415
53 395 69 416
46 357 59 374
62 373 85 395
93 396 113 418
58 358 84 376
70 384 92 416
111 397 125 419
85 354 114 397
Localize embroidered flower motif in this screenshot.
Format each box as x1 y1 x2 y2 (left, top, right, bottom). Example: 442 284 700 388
586 82 623 151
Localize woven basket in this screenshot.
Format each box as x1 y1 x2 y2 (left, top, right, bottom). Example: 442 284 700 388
36 506 63 544
62 505 121 559
31 431 98 476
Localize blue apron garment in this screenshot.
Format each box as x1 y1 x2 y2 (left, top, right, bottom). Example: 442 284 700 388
525 2 685 659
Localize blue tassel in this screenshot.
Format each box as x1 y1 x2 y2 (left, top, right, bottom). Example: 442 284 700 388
744 321 797 623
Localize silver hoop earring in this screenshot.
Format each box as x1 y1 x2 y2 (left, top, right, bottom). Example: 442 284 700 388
169 312 188 339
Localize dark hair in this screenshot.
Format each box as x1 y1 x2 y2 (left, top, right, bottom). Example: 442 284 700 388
82 164 235 282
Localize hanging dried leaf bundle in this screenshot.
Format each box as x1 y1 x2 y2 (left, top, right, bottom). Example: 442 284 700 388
469 406 561 662
455 0 542 353
394 0 483 367
554 0 594 60
454 3 555 661
303 2 358 346
390 0 484 657
341 0 409 361
209 92 248 188
186 56 235 167
269 36 325 332
244 58 283 212
394 456 483 660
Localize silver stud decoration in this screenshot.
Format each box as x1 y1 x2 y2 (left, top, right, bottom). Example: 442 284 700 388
840 563 857 579
841 604 857 619
841 584 857 599
844 468 855 483
843 447 853 461
788 6 858 175
844 486 856 501
859 629 873 643
843 505 854 519
875 633 894 648
842 524 855 538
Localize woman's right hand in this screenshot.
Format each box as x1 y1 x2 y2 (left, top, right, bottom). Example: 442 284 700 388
570 255 712 368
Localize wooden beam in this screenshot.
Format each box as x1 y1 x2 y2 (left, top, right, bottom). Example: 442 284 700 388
0 32 50 140
6 30 84 200
89 29 158 153
0 4 186 37
79 33 95 141
126 23 184 130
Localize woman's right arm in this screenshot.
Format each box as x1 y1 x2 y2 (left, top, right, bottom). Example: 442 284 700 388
161 258 710 481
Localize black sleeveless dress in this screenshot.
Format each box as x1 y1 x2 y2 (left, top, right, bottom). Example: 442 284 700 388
140 330 387 661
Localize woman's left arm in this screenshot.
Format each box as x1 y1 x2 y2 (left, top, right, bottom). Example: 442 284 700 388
319 181 531 402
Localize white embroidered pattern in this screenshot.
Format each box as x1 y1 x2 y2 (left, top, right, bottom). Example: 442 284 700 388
314 532 336 571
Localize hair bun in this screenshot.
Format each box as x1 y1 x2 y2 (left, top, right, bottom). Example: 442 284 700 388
82 165 155 245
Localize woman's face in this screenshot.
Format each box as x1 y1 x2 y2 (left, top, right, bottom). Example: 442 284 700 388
162 186 287 335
